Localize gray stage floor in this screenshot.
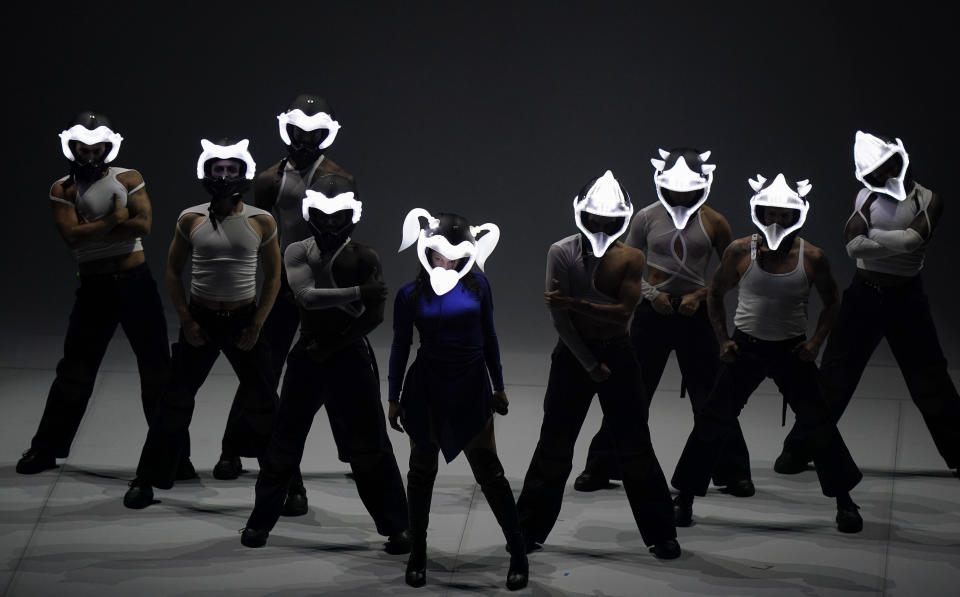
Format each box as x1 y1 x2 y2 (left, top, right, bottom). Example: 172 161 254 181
1 333 958 596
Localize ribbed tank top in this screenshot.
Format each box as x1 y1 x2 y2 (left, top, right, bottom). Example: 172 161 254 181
49 167 145 263
855 183 932 277
631 202 713 296
733 236 809 341
179 203 276 302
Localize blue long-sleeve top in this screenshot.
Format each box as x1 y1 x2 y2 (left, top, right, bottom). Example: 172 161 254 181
388 272 505 403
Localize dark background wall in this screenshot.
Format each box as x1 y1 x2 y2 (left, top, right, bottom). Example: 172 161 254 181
3 2 957 359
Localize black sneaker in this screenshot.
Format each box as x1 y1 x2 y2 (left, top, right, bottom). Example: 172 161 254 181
573 471 611 492
281 485 308 517
16 448 56 475
718 479 756 498
123 479 156 509
836 504 863 533
175 458 199 481
384 529 412 554
212 455 242 480
650 538 682 560
673 495 693 527
240 527 269 548
774 451 812 475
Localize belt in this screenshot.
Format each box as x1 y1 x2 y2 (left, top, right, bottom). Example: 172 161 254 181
190 302 256 318
79 262 149 282
732 329 804 346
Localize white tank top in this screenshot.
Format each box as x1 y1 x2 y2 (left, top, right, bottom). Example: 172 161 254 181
628 202 713 296
49 167 145 263
733 236 810 341
179 203 276 302
855 183 932 277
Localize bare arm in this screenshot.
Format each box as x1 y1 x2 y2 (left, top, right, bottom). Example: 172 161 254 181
808 249 840 346
253 216 281 326
50 184 127 247
707 241 743 348
253 168 279 212
166 217 195 326
558 250 644 324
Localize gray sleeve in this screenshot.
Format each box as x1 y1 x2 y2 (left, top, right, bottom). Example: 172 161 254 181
284 242 361 310
625 209 660 301
545 244 598 372
845 235 900 259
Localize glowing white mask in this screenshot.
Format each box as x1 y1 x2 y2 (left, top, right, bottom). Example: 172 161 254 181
651 149 716 229
59 124 124 163
300 189 362 223
573 170 633 257
277 109 341 150
196 139 257 180
399 208 500 295
748 173 811 250
854 131 910 201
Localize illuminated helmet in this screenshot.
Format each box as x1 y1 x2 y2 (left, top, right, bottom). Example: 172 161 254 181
748 173 811 250
399 208 500 295
854 131 910 201
59 111 123 164
650 147 716 229
573 170 633 257
196 138 256 198
300 174 362 252
277 93 341 166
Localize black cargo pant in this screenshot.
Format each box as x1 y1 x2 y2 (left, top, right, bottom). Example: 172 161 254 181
782 274 960 468
584 301 751 484
136 302 278 489
247 340 408 536
517 337 676 547
673 330 862 497
30 263 174 458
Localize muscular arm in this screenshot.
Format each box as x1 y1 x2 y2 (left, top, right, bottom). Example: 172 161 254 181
253 216 281 327
807 248 840 349
166 217 195 325
49 184 124 247
253 168 279 212
102 171 151 240
545 244 598 372
562 250 644 324
707 241 743 345
313 249 387 356
285 242 361 308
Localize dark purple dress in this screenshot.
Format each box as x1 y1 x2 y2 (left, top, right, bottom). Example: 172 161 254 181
388 272 505 462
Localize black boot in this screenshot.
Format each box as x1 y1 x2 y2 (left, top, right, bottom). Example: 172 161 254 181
476 461 529 591
404 533 427 587
16 448 56 475
505 530 529 591
405 478 433 587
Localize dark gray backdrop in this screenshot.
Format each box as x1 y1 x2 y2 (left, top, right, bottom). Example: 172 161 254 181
3 2 957 359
